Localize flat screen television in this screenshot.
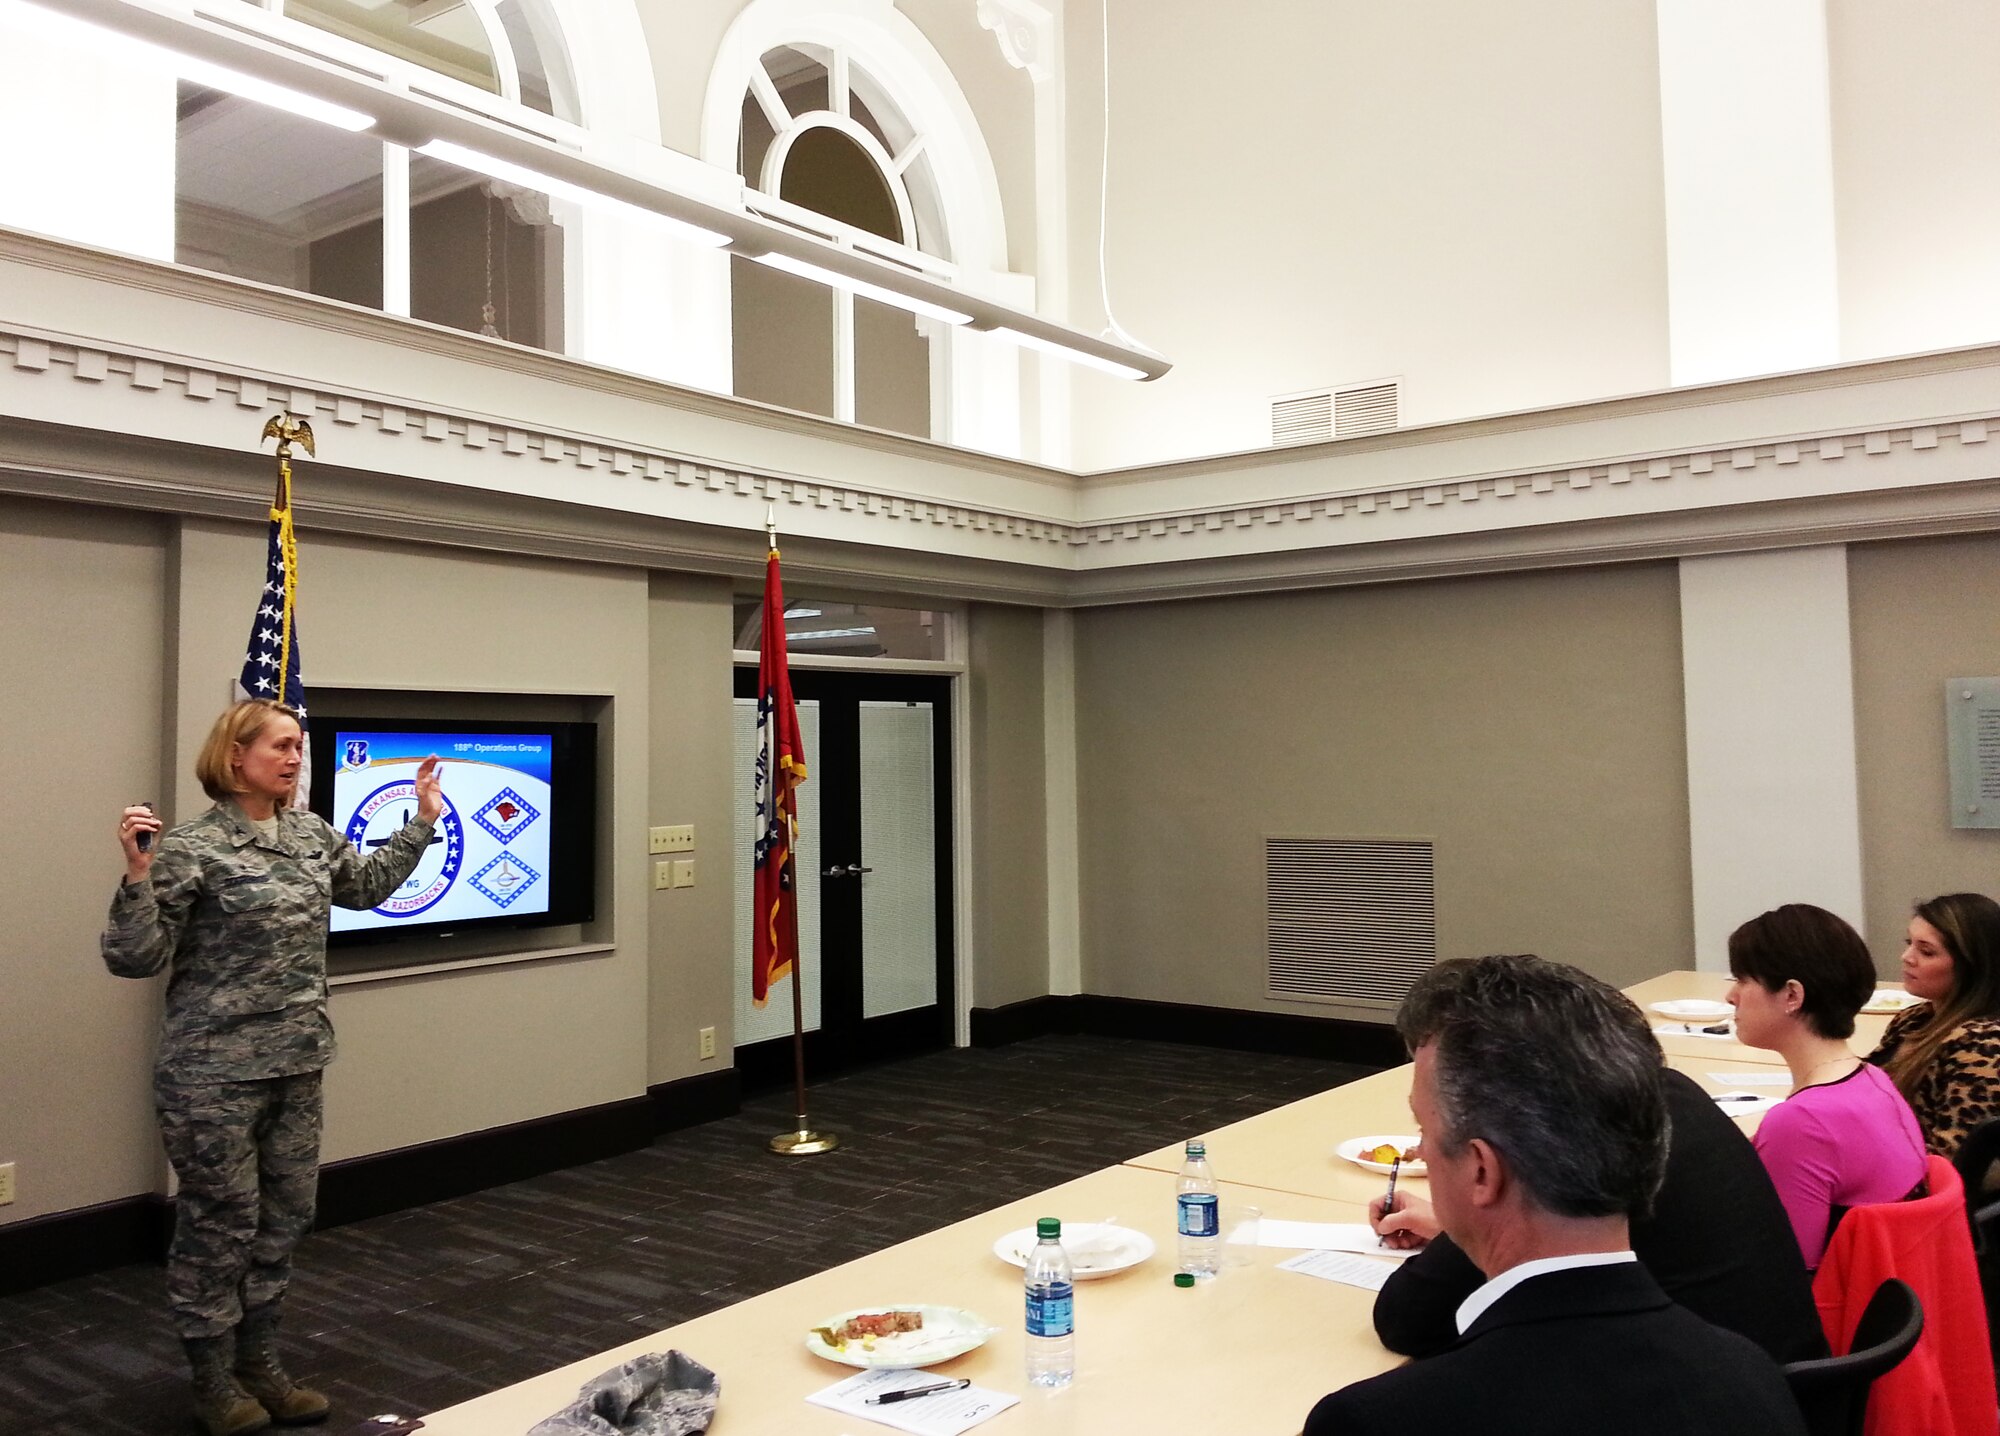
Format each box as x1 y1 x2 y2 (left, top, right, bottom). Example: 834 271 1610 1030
307 716 597 945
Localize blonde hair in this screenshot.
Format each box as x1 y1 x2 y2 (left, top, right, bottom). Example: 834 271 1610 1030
194 700 303 801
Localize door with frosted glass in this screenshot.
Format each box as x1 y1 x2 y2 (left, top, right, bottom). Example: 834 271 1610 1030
733 669 954 1083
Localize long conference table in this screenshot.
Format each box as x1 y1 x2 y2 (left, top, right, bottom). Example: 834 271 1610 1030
416 970 1908 1435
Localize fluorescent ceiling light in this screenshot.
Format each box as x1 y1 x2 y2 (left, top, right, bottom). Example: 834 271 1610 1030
985 326 1150 382
790 627 878 642
5 0 375 130
783 607 824 618
419 139 731 249
753 252 973 326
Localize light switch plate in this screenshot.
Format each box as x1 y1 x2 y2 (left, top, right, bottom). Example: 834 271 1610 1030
653 860 673 890
671 859 695 888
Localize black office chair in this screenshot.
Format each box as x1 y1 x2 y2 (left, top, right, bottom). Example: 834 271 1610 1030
1954 1117 2000 1371
1953 1117 2000 1253
1783 1278 1924 1436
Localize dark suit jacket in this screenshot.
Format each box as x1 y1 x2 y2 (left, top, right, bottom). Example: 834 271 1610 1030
1371 1068 1827 1364
1306 1262 1809 1436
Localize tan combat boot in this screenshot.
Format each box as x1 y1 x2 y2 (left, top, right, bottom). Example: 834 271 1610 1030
234 1304 332 1426
183 1333 272 1436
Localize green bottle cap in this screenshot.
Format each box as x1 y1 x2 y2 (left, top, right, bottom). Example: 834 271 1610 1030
1037 1217 1061 1240
1187 1139 1205 1157
1174 1272 1195 1288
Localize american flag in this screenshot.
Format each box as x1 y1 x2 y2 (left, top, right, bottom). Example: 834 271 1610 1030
235 479 310 804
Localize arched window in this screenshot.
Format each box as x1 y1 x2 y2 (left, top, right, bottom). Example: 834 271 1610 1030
731 42 947 438
178 0 578 349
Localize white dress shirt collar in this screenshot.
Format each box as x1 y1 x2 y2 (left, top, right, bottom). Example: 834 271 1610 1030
1454 1249 1638 1335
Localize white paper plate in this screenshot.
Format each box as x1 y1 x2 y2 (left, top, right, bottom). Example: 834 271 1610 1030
1335 1135 1426 1177
805 1305 990 1369
1650 999 1733 1021
1862 989 1922 1015
992 1222 1155 1278
1712 1091 1785 1116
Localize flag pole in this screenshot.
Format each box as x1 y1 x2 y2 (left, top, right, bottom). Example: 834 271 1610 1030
765 505 837 1156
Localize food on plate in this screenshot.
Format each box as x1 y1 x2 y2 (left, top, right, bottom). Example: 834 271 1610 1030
1368 1142 1421 1165
812 1310 925 1350
840 1310 923 1341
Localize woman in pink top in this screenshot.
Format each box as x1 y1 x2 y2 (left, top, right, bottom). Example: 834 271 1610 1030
1727 904 1928 1270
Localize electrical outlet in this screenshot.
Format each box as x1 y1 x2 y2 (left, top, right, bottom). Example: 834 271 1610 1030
0 1162 15 1206
698 1027 716 1060
672 859 695 888
653 860 673 891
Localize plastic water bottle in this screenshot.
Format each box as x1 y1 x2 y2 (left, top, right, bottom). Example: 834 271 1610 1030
1024 1216 1075 1387
1177 1139 1220 1278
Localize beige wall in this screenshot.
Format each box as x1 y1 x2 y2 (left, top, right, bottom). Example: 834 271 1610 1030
1850 534 2000 965
1074 564 1696 1013
0 497 170 1222
966 603 1051 1008
1828 0 2000 363
1065 0 1672 468
646 572 739 1088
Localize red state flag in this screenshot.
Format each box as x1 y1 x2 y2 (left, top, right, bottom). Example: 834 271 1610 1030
751 545 808 1005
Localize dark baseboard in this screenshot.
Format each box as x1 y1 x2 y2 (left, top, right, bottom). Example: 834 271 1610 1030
315 1094 655 1229
968 994 1081 1047
647 1068 740 1135
0 1192 171 1296
971 993 1405 1069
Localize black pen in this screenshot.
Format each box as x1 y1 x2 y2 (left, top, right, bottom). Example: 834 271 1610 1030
866 1378 970 1405
1378 1154 1402 1248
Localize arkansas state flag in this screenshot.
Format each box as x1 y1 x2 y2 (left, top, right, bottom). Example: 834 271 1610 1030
752 546 808 1004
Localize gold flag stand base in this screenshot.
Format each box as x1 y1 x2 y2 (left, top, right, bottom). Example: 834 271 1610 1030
770 1128 840 1156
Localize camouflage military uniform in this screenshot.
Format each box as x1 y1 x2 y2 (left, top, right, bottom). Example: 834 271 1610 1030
102 800 435 1338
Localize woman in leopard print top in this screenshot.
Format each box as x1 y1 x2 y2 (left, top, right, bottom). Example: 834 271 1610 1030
1867 892 2000 1159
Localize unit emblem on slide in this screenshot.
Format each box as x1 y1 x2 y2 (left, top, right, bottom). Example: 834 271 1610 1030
341 739 370 771
345 781 463 917
469 853 541 909
472 786 541 845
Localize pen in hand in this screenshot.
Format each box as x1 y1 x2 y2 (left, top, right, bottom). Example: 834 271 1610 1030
866 1378 971 1405
1378 1154 1402 1248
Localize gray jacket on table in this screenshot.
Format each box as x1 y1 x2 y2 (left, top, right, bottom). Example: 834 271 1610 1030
102 801 435 1085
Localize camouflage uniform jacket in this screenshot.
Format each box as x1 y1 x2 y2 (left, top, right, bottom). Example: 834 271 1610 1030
101 801 435 1084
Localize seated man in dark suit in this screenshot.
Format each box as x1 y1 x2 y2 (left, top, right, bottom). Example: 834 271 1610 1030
1368 1065 1827 1365
1303 955 1808 1436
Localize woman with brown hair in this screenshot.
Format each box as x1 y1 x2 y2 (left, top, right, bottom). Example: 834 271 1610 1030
1869 892 2000 1159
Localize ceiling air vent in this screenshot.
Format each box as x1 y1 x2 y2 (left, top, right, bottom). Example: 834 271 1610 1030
1270 379 1401 447
1266 836 1436 1007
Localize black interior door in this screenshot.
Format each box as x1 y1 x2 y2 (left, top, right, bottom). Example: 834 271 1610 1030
734 667 955 1089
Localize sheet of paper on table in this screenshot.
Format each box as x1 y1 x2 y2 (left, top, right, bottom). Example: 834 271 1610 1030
1278 1248 1400 1291
806 1368 1019 1436
1652 1023 1735 1041
1255 1220 1418 1259
1706 1071 1793 1087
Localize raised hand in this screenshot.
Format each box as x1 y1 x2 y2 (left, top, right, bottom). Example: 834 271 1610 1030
413 756 444 823
120 804 163 883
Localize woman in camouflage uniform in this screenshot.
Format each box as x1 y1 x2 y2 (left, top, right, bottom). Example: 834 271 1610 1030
104 700 441 1436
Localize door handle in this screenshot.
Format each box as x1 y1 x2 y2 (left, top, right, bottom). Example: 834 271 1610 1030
846 863 874 876
820 863 875 878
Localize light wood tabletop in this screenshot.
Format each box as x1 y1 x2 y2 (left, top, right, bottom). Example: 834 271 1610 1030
1123 1066 1428 1207
416 1163 1399 1435
417 968 1900 1432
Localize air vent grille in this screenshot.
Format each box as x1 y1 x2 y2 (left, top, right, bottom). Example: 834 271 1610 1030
1266 837 1436 1005
1270 379 1401 447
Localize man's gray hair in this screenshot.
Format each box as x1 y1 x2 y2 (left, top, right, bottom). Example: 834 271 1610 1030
1397 954 1669 1219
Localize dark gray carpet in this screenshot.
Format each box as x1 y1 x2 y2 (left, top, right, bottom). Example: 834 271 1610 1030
0 1035 1367 1435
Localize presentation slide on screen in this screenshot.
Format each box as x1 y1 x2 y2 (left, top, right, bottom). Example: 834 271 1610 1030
328 730 555 933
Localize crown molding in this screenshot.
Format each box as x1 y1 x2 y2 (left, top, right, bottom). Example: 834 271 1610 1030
7 225 2000 606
